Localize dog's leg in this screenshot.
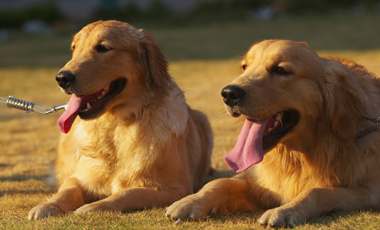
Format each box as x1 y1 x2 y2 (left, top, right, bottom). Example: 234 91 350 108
74 187 187 214
165 176 256 220
28 177 85 220
258 186 379 228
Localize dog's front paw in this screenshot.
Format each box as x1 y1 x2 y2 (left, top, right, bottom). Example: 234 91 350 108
165 194 212 221
257 207 303 228
75 201 120 215
28 202 65 220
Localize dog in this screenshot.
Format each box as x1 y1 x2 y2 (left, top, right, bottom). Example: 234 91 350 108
166 39 380 227
28 20 213 220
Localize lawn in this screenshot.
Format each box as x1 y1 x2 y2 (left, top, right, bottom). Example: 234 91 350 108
1 13 380 229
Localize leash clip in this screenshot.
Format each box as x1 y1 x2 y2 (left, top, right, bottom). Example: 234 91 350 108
1 95 67 114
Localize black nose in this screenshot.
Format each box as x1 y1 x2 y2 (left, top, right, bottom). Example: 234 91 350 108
221 85 246 107
56 71 76 89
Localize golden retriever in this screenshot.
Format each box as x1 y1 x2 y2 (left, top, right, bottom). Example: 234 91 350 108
166 39 380 227
28 20 213 220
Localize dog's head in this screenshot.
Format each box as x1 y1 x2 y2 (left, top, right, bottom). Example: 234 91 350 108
56 20 172 133
222 39 364 172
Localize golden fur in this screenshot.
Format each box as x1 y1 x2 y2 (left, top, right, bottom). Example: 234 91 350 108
28 20 213 220
166 40 380 227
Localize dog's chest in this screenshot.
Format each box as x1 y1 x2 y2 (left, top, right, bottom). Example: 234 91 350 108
74 123 160 196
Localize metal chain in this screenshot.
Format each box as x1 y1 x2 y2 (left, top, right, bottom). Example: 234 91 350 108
0 95 67 115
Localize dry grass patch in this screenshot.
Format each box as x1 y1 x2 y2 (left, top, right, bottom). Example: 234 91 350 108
1 53 380 229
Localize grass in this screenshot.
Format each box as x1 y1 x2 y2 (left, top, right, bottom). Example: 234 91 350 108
1 13 380 229
1 13 380 67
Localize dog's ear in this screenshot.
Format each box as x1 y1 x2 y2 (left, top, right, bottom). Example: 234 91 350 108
297 41 309 47
322 58 364 141
138 29 171 90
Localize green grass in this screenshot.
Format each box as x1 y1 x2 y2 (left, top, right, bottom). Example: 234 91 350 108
1 14 380 229
1 13 380 67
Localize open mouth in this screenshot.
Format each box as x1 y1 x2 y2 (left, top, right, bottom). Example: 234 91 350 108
223 109 300 173
57 77 126 134
77 78 127 119
257 110 300 151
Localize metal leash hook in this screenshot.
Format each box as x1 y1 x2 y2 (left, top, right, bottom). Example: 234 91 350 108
0 95 67 114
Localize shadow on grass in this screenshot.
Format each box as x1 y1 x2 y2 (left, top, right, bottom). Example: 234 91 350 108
0 189 55 197
203 169 235 185
0 174 49 182
0 174 57 197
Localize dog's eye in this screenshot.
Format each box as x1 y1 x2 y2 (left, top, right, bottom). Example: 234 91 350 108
71 42 75 51
273 67 290 75
241 64 247 71
96 45 112 53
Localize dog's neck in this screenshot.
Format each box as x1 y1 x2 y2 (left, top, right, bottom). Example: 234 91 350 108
76 85 189 152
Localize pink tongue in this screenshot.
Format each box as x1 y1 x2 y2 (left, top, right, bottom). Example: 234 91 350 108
224 118 269 173
57 94 82 134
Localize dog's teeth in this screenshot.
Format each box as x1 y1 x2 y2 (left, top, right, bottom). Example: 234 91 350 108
87 103 91 109
276 113 282 121
274 121 279 127
103 84 110 92
268 128 273 132
102 90 106 97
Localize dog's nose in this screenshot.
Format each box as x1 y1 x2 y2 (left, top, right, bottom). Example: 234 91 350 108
221 85 246 107
56 71 76 89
